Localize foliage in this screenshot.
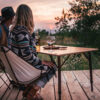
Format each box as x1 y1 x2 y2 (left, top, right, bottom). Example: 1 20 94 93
55 9 70 32
69 0 100 31
55 0 100 49
37 29 49 37
61 54 89 70
69 0 100 48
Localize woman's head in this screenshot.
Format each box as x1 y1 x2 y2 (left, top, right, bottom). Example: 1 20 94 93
15 4 34 34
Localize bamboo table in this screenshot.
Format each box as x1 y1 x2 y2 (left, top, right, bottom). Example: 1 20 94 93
38 45 98 100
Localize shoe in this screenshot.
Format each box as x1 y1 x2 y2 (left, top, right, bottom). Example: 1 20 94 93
23 85 38 100
34 93 43 100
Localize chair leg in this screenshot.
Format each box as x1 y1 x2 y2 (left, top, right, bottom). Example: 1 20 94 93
0 76 10 89
0 60 11 89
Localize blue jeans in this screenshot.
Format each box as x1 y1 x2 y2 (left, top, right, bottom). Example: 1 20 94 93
35 67 56 88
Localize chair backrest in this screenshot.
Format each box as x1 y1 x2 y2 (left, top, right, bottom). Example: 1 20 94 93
0 46 41 84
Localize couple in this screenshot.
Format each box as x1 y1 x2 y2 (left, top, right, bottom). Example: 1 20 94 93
0 4 56 100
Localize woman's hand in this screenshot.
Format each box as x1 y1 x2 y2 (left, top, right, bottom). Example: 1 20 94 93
42 61 55 68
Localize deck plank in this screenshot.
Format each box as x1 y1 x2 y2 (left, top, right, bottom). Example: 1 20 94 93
7 87 19 100
63 71 88 100
73 70 100 100
0 74 8 88
94 70 100 78
40 78 55 100
0 80 10 99
17 91 23 100
1 70 100 100
54 72 71 100
1 85 13 100
83 70 100 91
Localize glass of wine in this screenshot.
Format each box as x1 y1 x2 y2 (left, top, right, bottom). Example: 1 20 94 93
46 35 56 51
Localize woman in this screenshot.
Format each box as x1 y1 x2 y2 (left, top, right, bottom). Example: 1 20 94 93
10 4 56 100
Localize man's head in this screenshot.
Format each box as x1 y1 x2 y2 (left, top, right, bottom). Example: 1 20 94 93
1 7 15 26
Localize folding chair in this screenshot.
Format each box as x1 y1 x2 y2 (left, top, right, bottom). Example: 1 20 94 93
0 46 42 94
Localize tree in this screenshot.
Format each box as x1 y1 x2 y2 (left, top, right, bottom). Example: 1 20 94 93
36 29 49 37
55 0 100 48
69 0 100 31
69 0 100 47
55 9 70 32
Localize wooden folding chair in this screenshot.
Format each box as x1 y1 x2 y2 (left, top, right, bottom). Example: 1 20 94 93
0 46 42 95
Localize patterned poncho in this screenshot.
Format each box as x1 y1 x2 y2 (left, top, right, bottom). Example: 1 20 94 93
10 25 47 70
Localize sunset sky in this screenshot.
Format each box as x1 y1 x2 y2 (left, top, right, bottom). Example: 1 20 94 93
0 0 100 32
0 0 71 32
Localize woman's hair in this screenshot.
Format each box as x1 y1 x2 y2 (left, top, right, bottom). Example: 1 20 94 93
14 4 34 34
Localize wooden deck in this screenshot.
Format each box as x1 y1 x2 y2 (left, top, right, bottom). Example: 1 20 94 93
0 70 100 100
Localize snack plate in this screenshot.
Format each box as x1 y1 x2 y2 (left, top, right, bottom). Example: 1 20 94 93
43 46 59 50
43 46 67 50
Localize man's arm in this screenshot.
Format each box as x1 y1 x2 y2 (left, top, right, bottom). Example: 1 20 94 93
0 27 2 39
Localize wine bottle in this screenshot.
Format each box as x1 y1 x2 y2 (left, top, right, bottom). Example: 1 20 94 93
35 32 40 52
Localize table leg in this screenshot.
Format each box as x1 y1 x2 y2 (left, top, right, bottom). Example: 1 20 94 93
58 56 61 100
88 52 93 91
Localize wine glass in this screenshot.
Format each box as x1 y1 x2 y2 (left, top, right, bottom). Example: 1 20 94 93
47 36 55 46
46 35 56 52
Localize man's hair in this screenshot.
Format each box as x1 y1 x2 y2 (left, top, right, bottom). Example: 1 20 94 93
1 7 15 24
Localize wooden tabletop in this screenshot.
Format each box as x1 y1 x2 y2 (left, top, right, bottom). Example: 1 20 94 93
38 45 98 56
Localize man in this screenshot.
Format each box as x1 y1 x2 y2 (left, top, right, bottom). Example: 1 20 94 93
0 7 15 46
